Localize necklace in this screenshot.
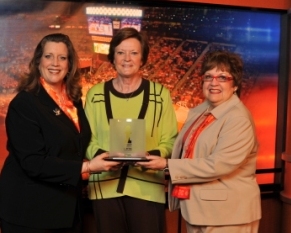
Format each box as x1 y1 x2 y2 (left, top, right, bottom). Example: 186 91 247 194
123 91 135 101
114 78 141 101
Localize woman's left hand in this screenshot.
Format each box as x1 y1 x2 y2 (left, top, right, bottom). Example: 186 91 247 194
136 155 167 170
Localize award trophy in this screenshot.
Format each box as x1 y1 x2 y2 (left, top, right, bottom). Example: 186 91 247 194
106 118 148 161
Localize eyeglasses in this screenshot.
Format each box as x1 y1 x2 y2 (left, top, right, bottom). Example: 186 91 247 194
202 74 233 82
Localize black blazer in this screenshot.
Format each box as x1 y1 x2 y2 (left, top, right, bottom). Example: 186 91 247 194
0 86 91 229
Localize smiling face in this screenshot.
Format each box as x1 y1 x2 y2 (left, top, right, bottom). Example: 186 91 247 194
202 67 237 108
113 38 143 79
39 41 69 89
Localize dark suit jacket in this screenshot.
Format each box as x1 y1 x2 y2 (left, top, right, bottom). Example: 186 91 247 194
0 86 91 229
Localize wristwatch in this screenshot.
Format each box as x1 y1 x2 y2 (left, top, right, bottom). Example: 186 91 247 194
163 159 169 173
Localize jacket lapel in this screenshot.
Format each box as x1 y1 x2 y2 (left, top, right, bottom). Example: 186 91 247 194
37 86 80 134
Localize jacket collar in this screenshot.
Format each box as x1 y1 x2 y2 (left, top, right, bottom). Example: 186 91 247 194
209 94 241 119
188 94 241 120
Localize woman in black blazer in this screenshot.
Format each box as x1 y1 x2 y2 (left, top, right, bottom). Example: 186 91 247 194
0 33 120 233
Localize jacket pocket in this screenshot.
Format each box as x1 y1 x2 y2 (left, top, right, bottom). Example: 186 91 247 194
199 189 228 201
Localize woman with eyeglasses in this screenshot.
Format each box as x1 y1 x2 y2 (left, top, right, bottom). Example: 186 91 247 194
138 50 261 233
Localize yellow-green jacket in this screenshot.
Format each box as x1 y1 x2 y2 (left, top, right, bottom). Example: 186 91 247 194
85 78 178 203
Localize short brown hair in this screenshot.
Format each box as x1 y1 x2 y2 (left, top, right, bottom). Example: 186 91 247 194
107 27 149 67
200 50 243 96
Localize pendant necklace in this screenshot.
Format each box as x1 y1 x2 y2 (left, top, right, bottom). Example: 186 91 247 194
119 82 137 101
124 91 135 101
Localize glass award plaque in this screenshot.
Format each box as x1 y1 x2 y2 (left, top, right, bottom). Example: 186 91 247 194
105 118 148 161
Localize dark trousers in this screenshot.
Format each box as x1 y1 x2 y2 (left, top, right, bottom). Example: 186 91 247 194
92 196 165 233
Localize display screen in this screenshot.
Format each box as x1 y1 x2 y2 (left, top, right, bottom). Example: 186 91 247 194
93 42 110 55
120 18 141 31
87 16 113 36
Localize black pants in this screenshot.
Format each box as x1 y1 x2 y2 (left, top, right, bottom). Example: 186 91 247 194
92 196 165 233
